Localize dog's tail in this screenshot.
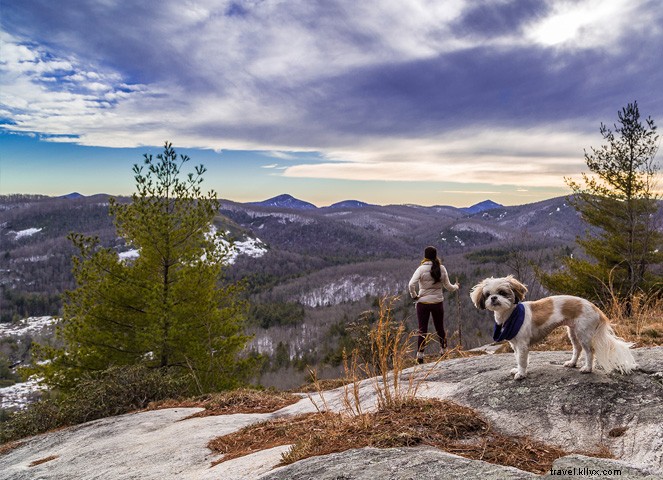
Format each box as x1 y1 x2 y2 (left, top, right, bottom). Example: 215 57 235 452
593 312 637 374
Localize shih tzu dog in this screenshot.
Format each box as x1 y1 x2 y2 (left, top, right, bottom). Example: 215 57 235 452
470 275 636 380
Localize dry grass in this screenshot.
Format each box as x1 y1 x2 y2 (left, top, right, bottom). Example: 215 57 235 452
351 296 421 411
296 378 353 394
208 397 602 474
606 296 663 348
337 297 487 416
209 298 594 474
0 440 24 456
29 455 58 467
147 388 300 418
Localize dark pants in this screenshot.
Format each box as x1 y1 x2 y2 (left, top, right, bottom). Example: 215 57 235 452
416 302 446 353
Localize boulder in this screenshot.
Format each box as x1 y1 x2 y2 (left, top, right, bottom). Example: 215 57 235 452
0 347 660 479
260 446 537 480
417 347 663 474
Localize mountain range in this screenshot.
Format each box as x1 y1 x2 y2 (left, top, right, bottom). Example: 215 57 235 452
0 191 585 316
238 193 501 213
2 191 650 389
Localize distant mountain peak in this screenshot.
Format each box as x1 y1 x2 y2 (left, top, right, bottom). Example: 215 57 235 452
248 194 317 210
326 200 373 209
462 200 502 214
59 192 85 199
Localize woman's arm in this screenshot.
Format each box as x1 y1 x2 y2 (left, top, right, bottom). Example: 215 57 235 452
440 266 459 292
408 267 422 298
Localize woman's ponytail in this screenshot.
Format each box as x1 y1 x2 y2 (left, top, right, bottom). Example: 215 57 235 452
424 246 442 283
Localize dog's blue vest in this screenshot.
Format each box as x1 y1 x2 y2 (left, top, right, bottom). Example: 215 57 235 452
493 303 525 342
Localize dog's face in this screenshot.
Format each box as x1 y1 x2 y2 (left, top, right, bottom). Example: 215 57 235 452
470 275 528 312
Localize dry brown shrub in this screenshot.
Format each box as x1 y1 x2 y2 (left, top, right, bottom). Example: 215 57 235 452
339 296 481 414
596 272 663 347
208 398 592 474
208 412 340 464
148 388 300 417
607 294 663 347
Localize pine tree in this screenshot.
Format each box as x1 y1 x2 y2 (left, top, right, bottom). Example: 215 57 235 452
35 142 253 393
541 102 662 309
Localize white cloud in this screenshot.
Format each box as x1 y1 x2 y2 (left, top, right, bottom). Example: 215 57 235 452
265 151 301 161
442 190 500 194
281 126 594 188
0 0 660 192
525 0 648 50
0 31 147 142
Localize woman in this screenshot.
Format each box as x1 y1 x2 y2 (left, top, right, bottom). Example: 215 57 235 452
408 246 459 364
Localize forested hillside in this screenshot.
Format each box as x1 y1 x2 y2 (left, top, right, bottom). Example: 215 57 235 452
0 193 602 388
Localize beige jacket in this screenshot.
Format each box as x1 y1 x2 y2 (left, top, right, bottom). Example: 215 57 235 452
408 261 458 304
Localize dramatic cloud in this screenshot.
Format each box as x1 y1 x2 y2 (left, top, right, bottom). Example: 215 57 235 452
1 0 662 191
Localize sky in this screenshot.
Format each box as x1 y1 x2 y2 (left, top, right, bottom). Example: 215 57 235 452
1 0 662 207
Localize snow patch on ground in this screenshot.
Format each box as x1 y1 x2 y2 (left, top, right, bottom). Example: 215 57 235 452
209 225 268 264
450 222 504 239
118 228 267 265
0 316 57 338
224 237 268 264
8 227 43 239
0 317 56 409
25 255 50 262
298 275 399 307
239 210 314 225
0 377 44 410
118 249 140 261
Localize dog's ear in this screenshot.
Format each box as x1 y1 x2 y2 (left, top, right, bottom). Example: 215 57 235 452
507 275 528 303
470 279 488 310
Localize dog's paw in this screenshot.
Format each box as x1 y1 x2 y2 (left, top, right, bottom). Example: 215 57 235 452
580 365 593 373
563 360 577 368
513 372 527 380
510 368 519 375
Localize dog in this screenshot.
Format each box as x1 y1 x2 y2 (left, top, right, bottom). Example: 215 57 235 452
470 275 636 380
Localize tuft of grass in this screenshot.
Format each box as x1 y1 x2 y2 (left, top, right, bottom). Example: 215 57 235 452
296 378 353 394
338 295 439 415
148 388 300 417
208 397 600 475
29 455 58 467
599 279 663 347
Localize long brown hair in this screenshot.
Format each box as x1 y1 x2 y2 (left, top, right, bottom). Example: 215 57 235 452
424 246 442 283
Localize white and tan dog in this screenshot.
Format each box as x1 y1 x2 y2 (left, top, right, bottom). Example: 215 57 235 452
470 275 636 380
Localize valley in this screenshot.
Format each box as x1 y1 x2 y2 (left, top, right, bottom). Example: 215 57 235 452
1 192 587 393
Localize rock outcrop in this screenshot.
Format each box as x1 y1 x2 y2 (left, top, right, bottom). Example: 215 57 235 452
418 347 663 474
1 347 661 479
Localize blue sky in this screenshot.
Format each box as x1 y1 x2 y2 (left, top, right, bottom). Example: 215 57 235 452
1 0 662 207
